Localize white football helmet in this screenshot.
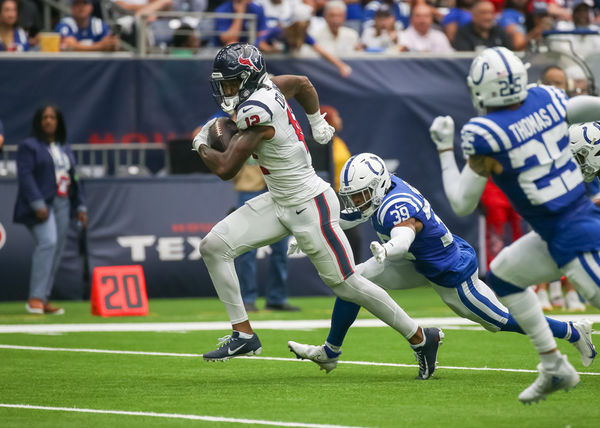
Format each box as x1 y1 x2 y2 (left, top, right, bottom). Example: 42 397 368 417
569 122 600 182
338 153 391 219
467 47 528 112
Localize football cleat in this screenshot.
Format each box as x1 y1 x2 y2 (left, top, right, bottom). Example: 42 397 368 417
571 320 596 367
288 341 341 374
518 355 580 404
203 331 262 362
412 327 444 380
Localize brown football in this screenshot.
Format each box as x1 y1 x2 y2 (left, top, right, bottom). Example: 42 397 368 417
207 117 238 152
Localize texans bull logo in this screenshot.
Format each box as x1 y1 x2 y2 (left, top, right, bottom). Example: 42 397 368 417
238 54 262 73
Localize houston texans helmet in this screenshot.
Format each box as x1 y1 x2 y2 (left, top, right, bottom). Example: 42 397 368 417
569 121 600 182
339 153 391 220
210 43 267 114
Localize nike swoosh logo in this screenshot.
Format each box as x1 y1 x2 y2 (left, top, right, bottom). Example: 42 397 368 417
296 208 307 215
242 107 252 113
228 344 245 355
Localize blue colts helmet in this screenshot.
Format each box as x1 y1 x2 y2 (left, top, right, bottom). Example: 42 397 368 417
210 43 268 114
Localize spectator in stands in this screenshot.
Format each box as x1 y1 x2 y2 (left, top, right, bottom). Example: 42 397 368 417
452 0 513 51
363 0 410 30
17 0 41 46
549 0 600 59
254 0 297 28
170 23 200 56
540 65 568 92
400 3 453 52
257 2 352 77
56 0 120 51
111 0 173 46
497 0 530 50
441 0 475 43
361 3 404 52
0 0 28 51
310 0 362 55
215 0 268 46
13 104 87 316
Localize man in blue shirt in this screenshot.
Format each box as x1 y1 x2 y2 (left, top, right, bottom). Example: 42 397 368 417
215 0 267 46
56 0 119 51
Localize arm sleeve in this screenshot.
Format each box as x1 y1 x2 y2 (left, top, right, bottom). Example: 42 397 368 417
439 151 488 216
382 226 416 260
566 95 600 124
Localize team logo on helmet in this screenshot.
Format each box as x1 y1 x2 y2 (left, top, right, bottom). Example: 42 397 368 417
238 54 262 72
364 155 385 176
471 61 490 85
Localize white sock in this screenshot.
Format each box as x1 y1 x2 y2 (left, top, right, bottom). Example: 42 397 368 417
325 342 341 353
539 350 562 368
500 288 557 354
236 331 253 339
549 280 562 300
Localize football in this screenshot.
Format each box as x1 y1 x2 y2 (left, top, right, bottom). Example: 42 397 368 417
207 117 238 152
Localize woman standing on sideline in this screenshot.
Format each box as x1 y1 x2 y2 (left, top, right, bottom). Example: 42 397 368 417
13 104 87 315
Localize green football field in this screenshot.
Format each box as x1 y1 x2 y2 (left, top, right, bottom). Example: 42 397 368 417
1 288 600 428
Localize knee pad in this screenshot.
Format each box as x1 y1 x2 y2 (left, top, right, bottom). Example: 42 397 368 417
200 232 234 262
486 270 525 297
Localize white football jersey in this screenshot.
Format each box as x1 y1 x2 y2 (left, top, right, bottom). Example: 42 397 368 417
236 80 329 206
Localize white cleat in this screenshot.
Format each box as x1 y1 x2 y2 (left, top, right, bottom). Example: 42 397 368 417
288 341 340 374
565 291 586 312
571 319 596 367
518 355 580 404
537 289 553 312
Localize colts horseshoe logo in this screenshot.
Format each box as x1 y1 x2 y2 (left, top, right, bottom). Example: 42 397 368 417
471 61 490 85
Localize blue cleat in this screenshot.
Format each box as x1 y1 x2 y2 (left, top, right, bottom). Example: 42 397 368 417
411 327 444 380
203 331 262 362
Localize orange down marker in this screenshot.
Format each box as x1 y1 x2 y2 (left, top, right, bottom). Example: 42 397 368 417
91 265 148 317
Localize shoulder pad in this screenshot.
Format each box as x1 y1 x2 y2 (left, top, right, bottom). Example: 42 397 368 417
377 193 422 228
236 89 280 130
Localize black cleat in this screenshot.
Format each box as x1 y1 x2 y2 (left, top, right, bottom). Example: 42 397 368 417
203 331 262 362
412 327 444 380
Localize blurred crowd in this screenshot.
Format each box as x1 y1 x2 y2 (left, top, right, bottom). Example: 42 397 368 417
1 0 600 63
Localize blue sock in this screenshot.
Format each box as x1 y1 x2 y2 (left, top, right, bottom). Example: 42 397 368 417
500 314 580 342
326 297 361 348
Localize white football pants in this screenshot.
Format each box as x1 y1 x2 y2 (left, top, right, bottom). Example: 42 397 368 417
200 188 418 338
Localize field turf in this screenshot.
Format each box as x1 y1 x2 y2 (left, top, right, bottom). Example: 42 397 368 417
1 288 599 427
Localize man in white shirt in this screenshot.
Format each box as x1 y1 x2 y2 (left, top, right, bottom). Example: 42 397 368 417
400 3 453 53
310 0 361 56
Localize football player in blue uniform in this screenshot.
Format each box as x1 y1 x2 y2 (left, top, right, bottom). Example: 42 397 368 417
288 153 595 381
429 47 600 403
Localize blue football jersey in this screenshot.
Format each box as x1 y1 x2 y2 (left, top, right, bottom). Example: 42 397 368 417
372 175 477 287
460 85 600 266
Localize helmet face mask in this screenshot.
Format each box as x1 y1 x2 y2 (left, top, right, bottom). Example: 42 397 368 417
210 43 267 114
338 153 391 220
467 47 528 113
569 121 600 182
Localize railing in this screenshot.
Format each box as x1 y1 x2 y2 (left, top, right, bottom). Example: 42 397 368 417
136 11 257 56
0 143 167 178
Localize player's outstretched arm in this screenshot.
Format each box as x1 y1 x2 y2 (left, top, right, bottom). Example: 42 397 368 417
370 221 417 264
271 74 334 144
198 126 274 180
566 96 600 124
430 116 490 216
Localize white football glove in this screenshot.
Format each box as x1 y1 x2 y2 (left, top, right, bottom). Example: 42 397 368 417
429 115 455 152
192 117 217 153
370 241 387 264
307 111 335 145
287 236 302 256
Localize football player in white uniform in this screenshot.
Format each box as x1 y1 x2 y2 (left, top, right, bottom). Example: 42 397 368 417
194 43 443 365
429 47 600 403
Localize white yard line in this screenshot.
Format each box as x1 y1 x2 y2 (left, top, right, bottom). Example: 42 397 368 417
1 314 599 334
0 404 369 428
1 344 599 376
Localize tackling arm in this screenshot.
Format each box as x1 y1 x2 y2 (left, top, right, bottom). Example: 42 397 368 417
370 219 417 264
566 95 600 125
199 125 274 180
